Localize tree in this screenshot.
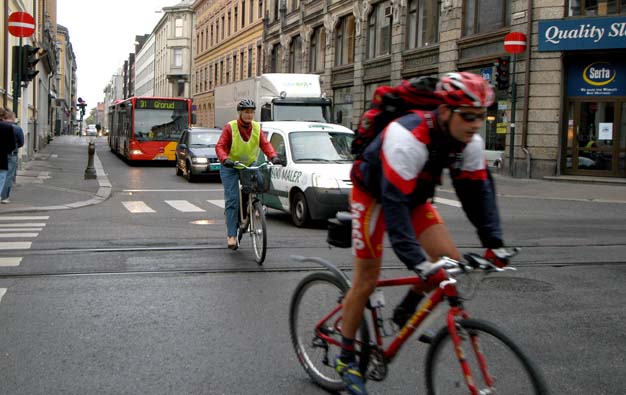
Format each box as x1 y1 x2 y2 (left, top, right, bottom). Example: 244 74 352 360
85 107 97 125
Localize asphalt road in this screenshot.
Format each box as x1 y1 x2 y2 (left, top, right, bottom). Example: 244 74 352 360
0 146 625 394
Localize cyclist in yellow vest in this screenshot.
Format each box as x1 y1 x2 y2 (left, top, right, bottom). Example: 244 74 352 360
216 99 281 249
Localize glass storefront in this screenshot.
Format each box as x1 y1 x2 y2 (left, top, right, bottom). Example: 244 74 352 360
563 56 626 176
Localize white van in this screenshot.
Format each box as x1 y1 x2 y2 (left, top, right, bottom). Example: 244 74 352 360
258 121 354 227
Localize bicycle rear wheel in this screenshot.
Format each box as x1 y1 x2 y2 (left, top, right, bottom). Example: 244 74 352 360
289 272 370 392
425 318 549 395
250 201 267 264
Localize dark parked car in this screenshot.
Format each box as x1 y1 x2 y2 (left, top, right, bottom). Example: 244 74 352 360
176 127 222 182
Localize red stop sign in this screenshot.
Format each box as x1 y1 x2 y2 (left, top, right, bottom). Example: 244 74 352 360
8 12 35 38
504 32 527 54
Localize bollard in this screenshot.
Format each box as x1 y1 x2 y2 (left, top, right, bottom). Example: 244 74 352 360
84 141 97 180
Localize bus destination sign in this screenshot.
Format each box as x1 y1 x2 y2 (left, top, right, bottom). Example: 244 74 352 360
136 99 187 110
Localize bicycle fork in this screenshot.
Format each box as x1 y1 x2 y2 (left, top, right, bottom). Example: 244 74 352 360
447 306 494 395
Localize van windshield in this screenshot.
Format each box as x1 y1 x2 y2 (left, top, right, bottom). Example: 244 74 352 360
289 131 353 162
273 104 329 123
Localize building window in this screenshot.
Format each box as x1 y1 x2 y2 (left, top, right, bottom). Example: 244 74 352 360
334 87 354 129
258 0 263 20
235 6 238 32
289 0 299 13
367 2 392 59
257 44 262 76
228 11 231 36
407 0 440 49
175 17 183 37
289 35 303 73
220 60 224 84
242 0 247 27
240 50 245 79
250 0 254 23
248 47 253 77
173 48 183 67
463 0 511 36
210 25 214 46
222 15 225 39
335 15 355 66
226 57 231 83
568 0 626 15
233 54 238 80
270 43 281 72
273 0 279 21
309 26 326 72
209 64 213 90
215 62 219 86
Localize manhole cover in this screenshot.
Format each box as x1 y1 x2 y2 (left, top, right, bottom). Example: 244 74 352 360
482 277 554 292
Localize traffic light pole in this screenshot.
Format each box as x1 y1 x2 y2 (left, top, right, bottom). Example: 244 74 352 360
12 38 22 114
508 54 517 177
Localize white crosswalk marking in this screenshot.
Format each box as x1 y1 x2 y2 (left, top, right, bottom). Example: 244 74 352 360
0 257 22 267
122 201 156 213
433 197 462 208
0 228 43 232
165 200 205 212
207 200 225 209
0 242 31 250
0 216 49 221
0 233 39 238
0 288 6 303
0 223 46 228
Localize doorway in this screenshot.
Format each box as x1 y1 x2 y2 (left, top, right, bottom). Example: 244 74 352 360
564 99 625 176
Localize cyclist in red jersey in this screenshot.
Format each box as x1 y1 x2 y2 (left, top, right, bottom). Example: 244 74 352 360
335 72 512 395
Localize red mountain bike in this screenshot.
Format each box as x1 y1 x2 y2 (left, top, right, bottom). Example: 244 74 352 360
289 249 549 394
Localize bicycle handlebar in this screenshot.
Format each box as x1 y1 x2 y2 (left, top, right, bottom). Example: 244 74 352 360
233 161 276 170
424 247 521 278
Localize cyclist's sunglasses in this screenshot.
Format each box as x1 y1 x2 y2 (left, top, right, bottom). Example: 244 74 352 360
453 109 487 122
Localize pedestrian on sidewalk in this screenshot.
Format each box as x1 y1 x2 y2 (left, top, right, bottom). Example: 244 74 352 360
0 109 25 204
0 109 17 202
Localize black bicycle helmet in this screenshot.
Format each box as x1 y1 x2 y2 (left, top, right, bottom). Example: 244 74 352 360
237 99 256 111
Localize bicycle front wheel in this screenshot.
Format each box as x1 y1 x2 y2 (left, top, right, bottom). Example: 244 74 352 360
250 201 267 264
289 272 370 392
425 318 549 395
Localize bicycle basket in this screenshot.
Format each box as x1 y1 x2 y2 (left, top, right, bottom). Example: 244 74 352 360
239 167 271 193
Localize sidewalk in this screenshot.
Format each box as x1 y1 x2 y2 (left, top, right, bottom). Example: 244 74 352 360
0 135 111 214
0 135 625 215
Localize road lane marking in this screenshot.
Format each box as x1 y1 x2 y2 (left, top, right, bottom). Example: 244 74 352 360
165 200 205 212
122 201 156 213
0 257 22 267
0 223 46 228
0 228 43 232
0 242 31 250
207 200 225 209
0 288 6 303
0 216 49 221
0 233 39 238
433 197 462 208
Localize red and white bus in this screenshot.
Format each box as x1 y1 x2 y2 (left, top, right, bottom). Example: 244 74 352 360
108 96 194 161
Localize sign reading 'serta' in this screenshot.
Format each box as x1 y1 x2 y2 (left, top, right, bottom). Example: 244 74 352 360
538 16 626 51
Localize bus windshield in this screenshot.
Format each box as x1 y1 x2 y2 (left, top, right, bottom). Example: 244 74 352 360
133 108 188 141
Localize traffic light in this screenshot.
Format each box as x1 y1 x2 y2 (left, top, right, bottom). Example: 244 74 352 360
77 97 87 118
495 56 510 91
20 45 40 82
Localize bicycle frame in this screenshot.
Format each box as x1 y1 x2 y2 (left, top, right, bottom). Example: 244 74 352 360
313 270 494 394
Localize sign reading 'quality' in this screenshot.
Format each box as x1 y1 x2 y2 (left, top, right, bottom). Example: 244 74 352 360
538 16 626 52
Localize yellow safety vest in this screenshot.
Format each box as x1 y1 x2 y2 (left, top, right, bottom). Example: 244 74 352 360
227 120 261 168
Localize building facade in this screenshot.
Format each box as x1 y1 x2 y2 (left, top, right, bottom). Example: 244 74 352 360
55 24 76 135
134 33 156 97
154 0 195 98
192 0 265 128
263 0 626 179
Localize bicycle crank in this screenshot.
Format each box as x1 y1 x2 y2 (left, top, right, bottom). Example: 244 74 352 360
366 347 388 381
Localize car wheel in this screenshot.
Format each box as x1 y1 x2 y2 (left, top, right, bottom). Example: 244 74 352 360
185 161 195 182
176 158 183 176
291 191 309 228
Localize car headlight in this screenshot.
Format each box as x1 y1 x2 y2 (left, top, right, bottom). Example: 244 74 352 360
312 174 339 189
192 157 208 164
130 149 143 155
